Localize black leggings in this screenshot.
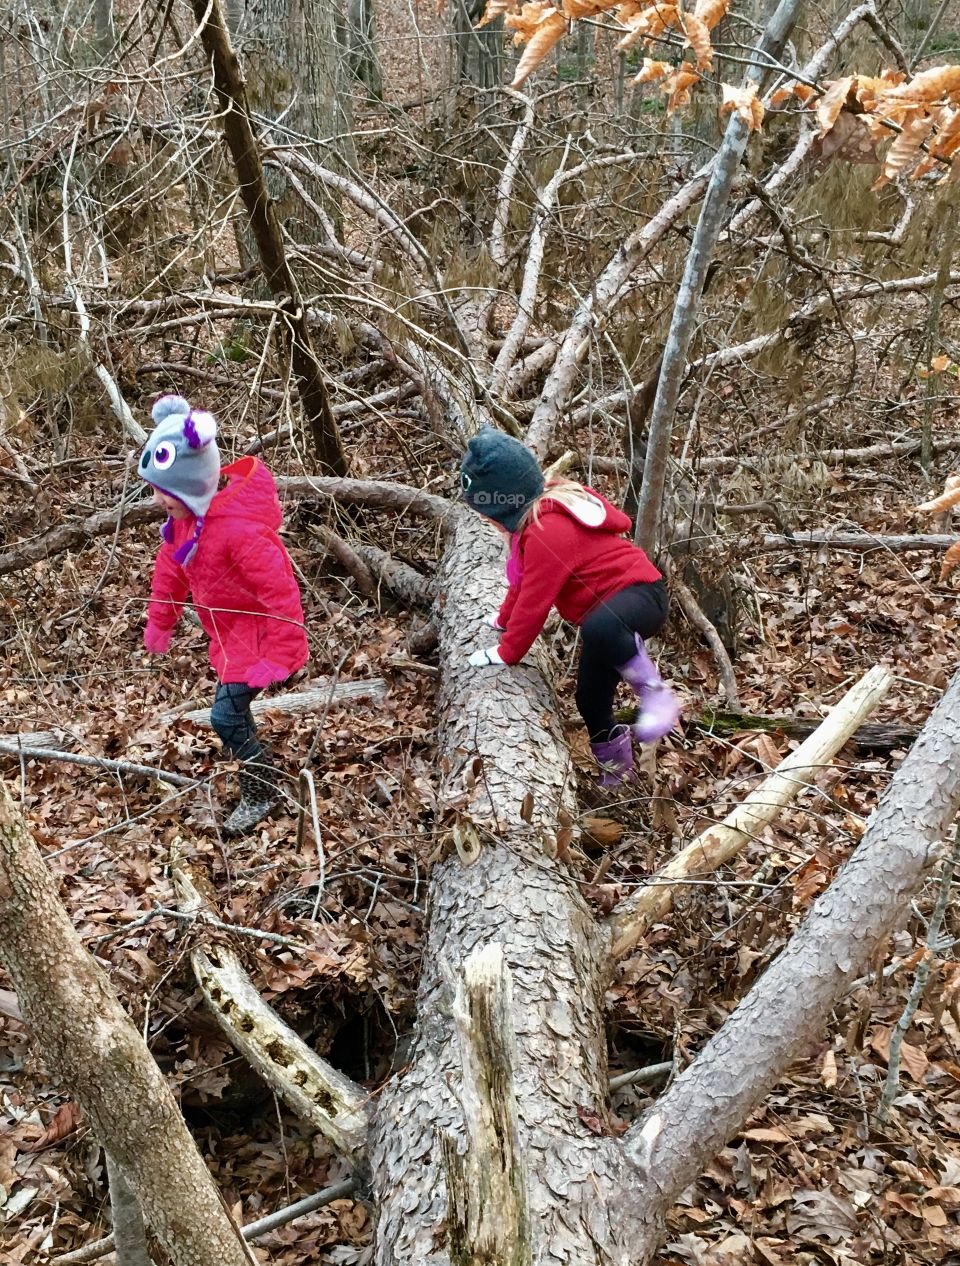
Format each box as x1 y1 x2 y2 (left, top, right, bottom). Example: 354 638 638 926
210 682 262 760
575 580 668 742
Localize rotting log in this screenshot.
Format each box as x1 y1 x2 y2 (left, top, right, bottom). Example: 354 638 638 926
693 706 918 752
170 846 369 1170
441 943 530 1266
608 665 893 961
165 677 387 726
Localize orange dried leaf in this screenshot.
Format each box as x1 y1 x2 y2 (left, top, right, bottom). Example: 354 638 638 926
940 540 960 582
663 66 700 113
616 2 679 50
477 0 517 25
633 57 672 84
681 13 713 70
931 354 952 373
692 0 728 29
561 0 606 15
817 75 856 135
721 81 764 131
873 111 936 189
915 473 960 513
883 64 960 104
506 4 567 88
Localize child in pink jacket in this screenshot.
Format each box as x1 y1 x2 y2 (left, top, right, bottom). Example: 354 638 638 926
140 394 308 834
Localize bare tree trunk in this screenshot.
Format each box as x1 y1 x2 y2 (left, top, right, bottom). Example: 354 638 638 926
633 0 801 554
191 0 349 475
0 779 253 1266
106 1154 151 1266
365 513 642 1263
347 0 383 97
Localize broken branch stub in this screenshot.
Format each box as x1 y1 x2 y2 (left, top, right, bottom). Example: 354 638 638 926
442 943 530 1266
608 664 894 960
170 846 369 1170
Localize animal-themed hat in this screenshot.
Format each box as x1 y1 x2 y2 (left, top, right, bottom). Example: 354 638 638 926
139 394 220 565
460 428 545 534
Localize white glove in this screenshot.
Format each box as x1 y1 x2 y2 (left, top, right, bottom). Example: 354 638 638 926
468 646 505 668
488 613 505 630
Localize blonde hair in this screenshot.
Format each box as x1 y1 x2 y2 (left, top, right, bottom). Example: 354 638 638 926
516 477 598 531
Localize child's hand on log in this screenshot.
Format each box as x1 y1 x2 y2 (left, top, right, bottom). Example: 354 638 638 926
467 646 505 668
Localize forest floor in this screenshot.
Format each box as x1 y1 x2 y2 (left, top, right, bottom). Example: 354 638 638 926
4 392 960 1266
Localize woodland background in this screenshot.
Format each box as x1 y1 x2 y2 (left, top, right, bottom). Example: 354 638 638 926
4 0 960 1261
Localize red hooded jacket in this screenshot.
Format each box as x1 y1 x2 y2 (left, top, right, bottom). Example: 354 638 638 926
144 457 309 686
496 490 660 664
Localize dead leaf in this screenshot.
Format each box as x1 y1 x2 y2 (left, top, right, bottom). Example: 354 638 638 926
26 1102 82 1152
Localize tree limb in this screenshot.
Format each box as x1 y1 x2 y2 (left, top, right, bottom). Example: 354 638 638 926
170 844 370 1171
623 666 960 1248
608 665 893 961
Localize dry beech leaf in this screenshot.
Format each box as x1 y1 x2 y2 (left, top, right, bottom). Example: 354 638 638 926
562 0 606 14
667 68 700 112
633 57 672 85
692 0 728 29
816 75 856 134
27 1101 83 1151
873 111 936 189
721 81 764 131
506 4 568 88
915 473 960 513
681 13 713 70
476 0 517 25
813 109 879 164
883 63 960 104
940 539 960 581
616 2 679 51
931 353 953 373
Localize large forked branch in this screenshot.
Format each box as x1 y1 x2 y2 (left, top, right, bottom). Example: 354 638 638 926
624 666 960 1244
441 943 530 1266
0 781 253 1266
190 0 347 476
170 845 369 1170
608 665 893 961
633 0 801 553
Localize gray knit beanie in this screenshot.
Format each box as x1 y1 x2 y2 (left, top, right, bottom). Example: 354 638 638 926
460 429 545 533
138 394 220 518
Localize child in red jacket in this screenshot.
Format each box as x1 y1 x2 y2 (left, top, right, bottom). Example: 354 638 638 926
461 429 679 786
139 394 309 834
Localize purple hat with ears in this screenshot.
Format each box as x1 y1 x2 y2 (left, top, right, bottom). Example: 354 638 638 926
138 394 220 517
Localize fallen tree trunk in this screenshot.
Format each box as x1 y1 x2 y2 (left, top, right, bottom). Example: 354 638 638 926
365 511 642 1263
165 676 388 726
693 706 918 752
621 666 960 1259
0 779 253 1266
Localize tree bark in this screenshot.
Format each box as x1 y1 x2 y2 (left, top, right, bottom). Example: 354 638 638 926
191 0 348 475
0 779 253 1266
365 512 642 1263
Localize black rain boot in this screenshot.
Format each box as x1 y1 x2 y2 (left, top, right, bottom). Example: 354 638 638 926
223 747 281 837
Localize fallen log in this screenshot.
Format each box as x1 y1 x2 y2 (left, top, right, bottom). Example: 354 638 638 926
608 665 893 960
170 844 369 1169
622 666 960 1258
694 706 918 752
165 677 388 726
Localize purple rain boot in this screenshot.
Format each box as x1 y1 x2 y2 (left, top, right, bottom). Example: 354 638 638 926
590 725 635 788
618 635 681 744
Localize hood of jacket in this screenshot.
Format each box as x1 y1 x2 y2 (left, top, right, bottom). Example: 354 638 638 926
533 488 631 535
205 457 282 531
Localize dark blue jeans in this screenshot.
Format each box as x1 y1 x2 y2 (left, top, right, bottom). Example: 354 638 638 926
210 682 261 760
